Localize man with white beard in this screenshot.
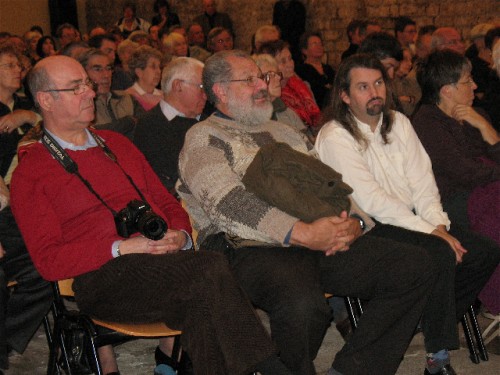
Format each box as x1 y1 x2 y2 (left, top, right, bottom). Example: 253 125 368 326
178 50 436 375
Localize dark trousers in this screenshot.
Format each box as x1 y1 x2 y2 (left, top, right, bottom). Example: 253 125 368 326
73 251 275 375
0 207 53 370
366 224 500 353
203 230 436 375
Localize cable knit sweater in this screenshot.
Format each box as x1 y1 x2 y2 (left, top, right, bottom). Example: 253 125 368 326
11 130 190 281
178 114 373 247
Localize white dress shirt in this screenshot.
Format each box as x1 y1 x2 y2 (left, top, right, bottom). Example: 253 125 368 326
315 111 450 234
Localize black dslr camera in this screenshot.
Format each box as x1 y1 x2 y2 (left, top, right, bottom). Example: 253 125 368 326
114 200 167 240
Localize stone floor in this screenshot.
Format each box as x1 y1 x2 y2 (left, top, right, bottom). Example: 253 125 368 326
4 309 499 375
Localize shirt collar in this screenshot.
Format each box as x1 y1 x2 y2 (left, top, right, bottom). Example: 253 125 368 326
160 99 201 121
43 128 98 151
132 82 162 97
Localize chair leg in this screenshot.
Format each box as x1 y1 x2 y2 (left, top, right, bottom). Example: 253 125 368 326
468 306 488 361
462 313 480 364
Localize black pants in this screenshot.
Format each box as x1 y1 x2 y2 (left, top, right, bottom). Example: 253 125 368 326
365 224 500 353
203 229 437 375
0 207 53 370
73 251 275 375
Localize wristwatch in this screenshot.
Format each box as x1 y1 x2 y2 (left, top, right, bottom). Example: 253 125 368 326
350 214 366 231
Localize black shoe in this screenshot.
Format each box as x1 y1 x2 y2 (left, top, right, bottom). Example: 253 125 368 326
424 364 457 375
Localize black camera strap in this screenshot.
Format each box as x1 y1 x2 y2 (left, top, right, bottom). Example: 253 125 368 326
41 129 149 216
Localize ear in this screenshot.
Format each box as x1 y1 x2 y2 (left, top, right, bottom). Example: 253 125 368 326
340 90 350 106
439 84 452 100
135 67 143 80
172 78 183 92
212 82 228 104
36 91 54 112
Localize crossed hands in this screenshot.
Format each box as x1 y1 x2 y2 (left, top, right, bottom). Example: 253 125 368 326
118 229 188 256
290 211 363 256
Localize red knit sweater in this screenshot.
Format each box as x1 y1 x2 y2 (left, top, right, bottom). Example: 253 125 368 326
10 130 191 281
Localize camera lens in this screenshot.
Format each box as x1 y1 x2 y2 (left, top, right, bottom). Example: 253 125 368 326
137 212 167 240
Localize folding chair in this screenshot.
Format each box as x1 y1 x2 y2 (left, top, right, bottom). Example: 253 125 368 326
344 296 488 364
47 278 182 375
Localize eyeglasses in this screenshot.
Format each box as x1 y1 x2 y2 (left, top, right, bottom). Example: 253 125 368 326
223 74 265 87
263 71 283 85
180 80 204 90
89 65 113 73
456 77 475 86
42 79 97 95
0 62 22 70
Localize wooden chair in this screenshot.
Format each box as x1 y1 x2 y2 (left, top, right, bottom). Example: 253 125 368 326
47 278 182 375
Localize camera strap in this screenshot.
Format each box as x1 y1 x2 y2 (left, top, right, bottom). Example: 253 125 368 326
41 129 149 216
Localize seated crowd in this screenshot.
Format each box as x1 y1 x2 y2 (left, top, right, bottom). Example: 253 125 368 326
0 3 499 375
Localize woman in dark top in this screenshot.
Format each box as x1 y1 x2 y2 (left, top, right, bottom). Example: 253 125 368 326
413 49 500 333
296 32 335 109
152 0 180 30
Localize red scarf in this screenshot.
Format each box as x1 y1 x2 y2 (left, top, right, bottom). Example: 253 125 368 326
281 75 321 127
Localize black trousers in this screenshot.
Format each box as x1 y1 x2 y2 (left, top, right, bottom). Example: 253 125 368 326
365 224 500 353
0 207 53 370
73 251 275 375
203 229 437 375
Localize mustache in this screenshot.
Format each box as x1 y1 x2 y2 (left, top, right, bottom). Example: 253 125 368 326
253 90 269 100
367 97 384 105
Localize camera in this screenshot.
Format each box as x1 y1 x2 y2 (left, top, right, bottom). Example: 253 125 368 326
114 200 167 240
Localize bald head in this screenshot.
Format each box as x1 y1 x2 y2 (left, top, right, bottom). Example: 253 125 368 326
431 27 465 55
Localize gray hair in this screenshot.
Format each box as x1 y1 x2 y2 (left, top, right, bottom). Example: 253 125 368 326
128 45 163 80
161 57 204 94
203 49 250 105
28 63 56 108
76 48 109 69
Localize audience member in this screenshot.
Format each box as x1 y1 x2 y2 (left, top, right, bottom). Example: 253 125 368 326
11 54 292 375
366 20 382 35
193 0 234 41
478 28 500 132
187 23 206 48
415 25 437 61
178 49 436 375
152 0 180 32
206 27 233 53
88 34 117 65
431 27 465 55
341 20 366 60
58 41 89 59
128 30 150 46
55 23 79 50
252 53 307 134
23 31 41 64
259 40 321 129
0 45 39 177
3 35 26 57
466 23 496 100
0 176 52 373
296 31 335 109
77 49 143 139
35 36 56 59
161 32 189 63
126 45 163 111
413 50 500 240
272 0 306 63
134 57 206 193
253 25 280 54
112 39 139 90
116 2 151 39
315 53 500 375
393 47 420 116
394 16 417 55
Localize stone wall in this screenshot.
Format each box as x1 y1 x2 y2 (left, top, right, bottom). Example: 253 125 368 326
86 0 500 68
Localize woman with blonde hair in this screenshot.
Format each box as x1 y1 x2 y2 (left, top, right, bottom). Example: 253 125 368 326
161 32 188 63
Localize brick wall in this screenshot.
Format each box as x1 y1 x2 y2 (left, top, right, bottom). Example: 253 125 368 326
86 0 500 68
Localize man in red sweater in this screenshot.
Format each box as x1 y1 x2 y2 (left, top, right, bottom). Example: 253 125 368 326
10 55 292 375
